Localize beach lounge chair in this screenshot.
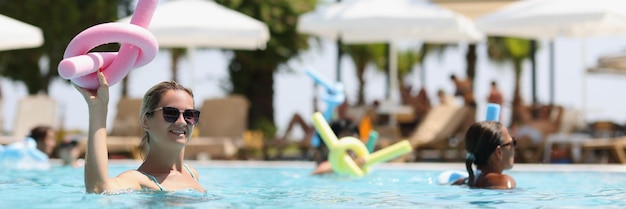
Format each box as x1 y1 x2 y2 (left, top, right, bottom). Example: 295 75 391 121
408 103 471 162
0 95 56 145
580 136 626 164
106 97 143 159
185 95 249 160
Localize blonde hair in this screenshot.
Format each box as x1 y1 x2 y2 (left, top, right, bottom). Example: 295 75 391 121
138 81 194 158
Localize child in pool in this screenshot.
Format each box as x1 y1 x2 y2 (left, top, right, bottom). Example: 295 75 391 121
452 121 517 189
75 71 205 193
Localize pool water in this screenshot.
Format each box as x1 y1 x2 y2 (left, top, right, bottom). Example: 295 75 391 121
2 161 626 208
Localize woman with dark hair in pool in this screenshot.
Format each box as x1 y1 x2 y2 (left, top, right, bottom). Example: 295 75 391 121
452 121 517 189
75 71 205 193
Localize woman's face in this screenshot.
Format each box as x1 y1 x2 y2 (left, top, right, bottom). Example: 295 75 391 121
498 127 516 170
42 130 56 155
145 90 195 148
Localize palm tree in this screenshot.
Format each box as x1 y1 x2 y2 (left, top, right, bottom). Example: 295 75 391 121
486 36 534 124
342 44 385 105
341 43 447 107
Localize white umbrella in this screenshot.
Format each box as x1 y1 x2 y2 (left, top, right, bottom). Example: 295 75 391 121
120 0 270 50
298 0 484 103
0 14 43 51
475 0 626 39
476 0 626 118
118 0 270 87
299 0 484 44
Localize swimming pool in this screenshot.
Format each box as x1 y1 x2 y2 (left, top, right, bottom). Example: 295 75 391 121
2 160 626 208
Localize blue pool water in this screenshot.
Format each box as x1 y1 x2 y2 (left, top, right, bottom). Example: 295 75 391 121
1 161 626 208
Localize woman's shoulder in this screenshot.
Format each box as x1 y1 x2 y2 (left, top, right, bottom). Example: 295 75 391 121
478 173 516 189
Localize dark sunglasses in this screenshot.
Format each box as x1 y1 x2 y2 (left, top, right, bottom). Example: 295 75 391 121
149 106 200 125
499 137 517 148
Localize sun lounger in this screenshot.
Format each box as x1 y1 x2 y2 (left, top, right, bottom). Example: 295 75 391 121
580 137 626 164
106 97 143 159
408 103 471 162
0 95 56 145
185 95 250 160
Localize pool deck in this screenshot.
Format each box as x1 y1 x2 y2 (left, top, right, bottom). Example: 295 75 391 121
53 159 626 173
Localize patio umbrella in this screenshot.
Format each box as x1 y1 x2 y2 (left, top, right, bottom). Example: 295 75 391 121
0 14 43 51
476 0 626 111
120 0 270 50
118 0 270 86
0 14 43 133
298 0 484 103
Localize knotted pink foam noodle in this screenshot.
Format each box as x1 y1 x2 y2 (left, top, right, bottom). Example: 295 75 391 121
58 0 159 89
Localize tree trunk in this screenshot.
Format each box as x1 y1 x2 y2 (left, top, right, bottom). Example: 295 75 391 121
511 59 524 125
356 63 366 106
170 48 185 82
229 55 277 136
465 44 477 88
121 76 129 98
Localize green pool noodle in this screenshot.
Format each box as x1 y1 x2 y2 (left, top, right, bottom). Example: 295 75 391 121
365 130 378 153
364 140 412 167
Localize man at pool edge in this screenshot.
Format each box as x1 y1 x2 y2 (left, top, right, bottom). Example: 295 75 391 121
75 71 205 193
452 121 517 189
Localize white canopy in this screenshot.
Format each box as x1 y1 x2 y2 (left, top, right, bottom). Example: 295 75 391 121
475 0 626 39
120 0 270 50
0 14 43 51
299 0 484 44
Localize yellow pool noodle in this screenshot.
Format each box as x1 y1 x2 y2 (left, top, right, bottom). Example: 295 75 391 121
364 140 412 167
311 112 338 148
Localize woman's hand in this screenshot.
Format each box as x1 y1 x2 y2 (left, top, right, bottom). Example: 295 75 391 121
74 70 110 110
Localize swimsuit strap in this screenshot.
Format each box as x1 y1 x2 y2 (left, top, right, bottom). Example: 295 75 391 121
183 163 197 182
139 171 165 191
139 164 196 191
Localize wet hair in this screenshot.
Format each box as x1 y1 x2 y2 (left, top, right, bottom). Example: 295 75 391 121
464 121 505 187
138 81 195 158
315 118 360 164
29 125 52 142
330 118 360 139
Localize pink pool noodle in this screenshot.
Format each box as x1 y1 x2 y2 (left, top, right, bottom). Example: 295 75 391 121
58 0 159 90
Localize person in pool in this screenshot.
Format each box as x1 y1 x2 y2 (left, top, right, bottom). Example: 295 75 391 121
311 118 364 175
75 71 205 193
452 121 517 189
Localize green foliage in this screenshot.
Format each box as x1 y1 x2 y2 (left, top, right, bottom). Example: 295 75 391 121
397 49 420 78
0 0 130 94
487 36 535 64
342 43 385 105
215 0 318 135
253 117 277 141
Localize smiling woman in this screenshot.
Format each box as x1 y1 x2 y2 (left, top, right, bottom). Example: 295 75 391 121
74 71 205 193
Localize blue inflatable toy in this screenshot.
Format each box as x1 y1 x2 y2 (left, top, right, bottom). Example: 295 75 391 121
0 137 50 170
306 69 346 148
